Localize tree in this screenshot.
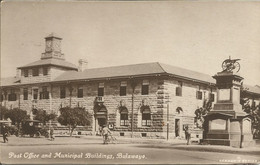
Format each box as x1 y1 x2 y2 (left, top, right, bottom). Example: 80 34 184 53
0 105 9 120
58 107 91 136
34 109 56 125
194 99 212 129
5 108 29 131
240 87 260 139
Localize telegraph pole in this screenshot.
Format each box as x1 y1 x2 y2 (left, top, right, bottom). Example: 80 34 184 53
130 79 136 138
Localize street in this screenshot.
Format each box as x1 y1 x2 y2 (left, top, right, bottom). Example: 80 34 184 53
0 136 260 164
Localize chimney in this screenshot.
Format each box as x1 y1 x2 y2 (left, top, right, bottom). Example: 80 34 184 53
78 59 88 72
16 69 21 78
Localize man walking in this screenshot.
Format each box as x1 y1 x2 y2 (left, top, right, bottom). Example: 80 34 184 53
184 125 191 145
102 125 111 144
2 125 8 143
50 127 55 141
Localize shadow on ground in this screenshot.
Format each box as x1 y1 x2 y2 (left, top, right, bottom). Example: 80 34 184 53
133 143 260 156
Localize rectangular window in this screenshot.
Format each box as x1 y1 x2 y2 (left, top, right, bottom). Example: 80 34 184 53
33 89 38 100
77 86 83 98
24 69 28 77
8 89 17 101
43 67 48 75
142 113 151 126
120 113 129 126
40 86 49 99
209 93 215 102
23 88 28 100
196 91 203 100
32 68 39 76
98 83 104 96
176 81 182 96
141 80 149 95
60 86 66 98
120 81 127 96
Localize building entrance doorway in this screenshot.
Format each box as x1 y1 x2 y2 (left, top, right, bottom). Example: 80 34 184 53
175 119 180 137
97 117 107 126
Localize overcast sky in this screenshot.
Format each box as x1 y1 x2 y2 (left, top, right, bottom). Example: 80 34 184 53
1 1 260 86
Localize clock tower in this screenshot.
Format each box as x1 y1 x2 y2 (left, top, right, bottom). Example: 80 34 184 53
41 33 65 60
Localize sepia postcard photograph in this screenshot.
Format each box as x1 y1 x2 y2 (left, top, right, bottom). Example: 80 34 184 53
0 0 260 164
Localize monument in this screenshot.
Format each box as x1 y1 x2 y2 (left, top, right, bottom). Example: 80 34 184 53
202 57 255 148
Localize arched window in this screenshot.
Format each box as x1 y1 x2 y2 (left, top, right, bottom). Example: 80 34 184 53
120 107 128 126
141 106 151 126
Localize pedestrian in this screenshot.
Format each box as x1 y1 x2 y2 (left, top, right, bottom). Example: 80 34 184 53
50 127 55 141
2 125 9 143
99 126 103 136
184 125 191 145
102 125 111 144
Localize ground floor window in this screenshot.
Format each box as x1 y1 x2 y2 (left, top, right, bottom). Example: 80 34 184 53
120 107 128 126
120 113 129 126
141 108 151 126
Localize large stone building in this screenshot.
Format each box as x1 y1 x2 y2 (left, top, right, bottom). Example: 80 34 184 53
1 33 260 139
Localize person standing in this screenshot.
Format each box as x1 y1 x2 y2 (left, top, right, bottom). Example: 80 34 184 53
102 125 111 144
184 125 191 145
50 127 55 141
2 125 8 143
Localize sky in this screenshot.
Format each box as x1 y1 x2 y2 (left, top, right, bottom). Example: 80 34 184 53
1 1 260 86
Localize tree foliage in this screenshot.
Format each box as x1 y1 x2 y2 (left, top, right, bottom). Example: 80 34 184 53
5 108 29 130
58 107 91 136
34 109 56 125
240 87 260 139
194 99 212 128
0 105 9 120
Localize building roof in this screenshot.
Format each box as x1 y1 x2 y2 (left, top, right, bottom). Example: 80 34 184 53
54 62 167 82
0 77 20 87
54 62 215 84
17 58 78 70
243 84 260 95
45 33 62 39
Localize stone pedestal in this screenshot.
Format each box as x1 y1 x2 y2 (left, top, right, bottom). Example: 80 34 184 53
202 71 255 148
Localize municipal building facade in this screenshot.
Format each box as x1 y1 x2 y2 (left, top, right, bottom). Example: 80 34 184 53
1 34 259 139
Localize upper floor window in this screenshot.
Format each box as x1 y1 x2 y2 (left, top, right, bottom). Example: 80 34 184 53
33 89 38 100
8 89 17 101
43 67 48 76
60 86 66 99
141 80 149 95
209 93 215 102
176 81 182 96
98 83 104 96
32 68 39 76
120 107 129 126
77 86 83 98
23 88 28 100
120 81 127 96
24 69 29 77
196 91 203 100
40 86 49 99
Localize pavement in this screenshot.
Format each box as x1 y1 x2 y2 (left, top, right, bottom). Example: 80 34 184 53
1 135 260 156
